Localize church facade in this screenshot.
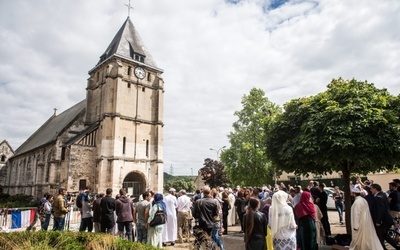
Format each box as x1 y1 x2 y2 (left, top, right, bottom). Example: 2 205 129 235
0 17 164 199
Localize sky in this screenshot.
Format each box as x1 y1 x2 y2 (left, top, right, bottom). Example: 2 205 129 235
1 0 399 176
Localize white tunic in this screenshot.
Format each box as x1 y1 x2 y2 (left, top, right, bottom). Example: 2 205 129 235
162 194 178 242
228 193 236 226
349 196 383 250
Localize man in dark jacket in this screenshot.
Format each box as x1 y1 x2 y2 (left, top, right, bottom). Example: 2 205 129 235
92 192 104 232
115 189 135 241
193 186 218 236
370 183 394 249
100 188 116 234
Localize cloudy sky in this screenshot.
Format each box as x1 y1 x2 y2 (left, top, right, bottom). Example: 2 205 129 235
1 0 399 176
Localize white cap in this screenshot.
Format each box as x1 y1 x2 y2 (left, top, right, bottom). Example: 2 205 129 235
169 188 176 192
351 187 361 193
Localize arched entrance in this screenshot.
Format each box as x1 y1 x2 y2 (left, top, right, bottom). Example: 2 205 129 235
122 171 146 201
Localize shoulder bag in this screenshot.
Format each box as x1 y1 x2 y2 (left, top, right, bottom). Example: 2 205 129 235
149 205 166 227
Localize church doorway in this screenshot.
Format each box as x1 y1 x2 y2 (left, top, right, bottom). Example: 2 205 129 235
122 171 146 201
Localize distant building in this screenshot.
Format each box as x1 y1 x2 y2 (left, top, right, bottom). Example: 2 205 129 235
0 16 165 198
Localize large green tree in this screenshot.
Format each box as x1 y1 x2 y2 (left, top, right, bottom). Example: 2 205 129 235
266 78 400 233
221 88 281 186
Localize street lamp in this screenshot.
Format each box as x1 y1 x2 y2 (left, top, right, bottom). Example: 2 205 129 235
209 146 226 160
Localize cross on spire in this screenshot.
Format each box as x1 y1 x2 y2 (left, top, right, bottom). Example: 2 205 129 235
125 0 134 17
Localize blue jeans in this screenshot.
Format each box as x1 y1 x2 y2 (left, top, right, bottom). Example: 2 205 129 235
53 217 66 231
335 202 344 223
136 221 148 243
41 213 51 231
211 222 225 250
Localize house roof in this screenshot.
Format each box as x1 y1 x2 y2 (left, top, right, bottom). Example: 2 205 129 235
14 100 86 157
97 16 157 68
0 140 14 154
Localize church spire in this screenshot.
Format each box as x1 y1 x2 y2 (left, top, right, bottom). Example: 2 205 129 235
96 17 158 68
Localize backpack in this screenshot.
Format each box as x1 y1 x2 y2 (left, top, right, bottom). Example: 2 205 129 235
38 203 46 222
76 194 83 208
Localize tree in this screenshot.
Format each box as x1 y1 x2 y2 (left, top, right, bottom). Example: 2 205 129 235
164 177 196 193
220 88 281 186
199 158 230 188
265 78 400 233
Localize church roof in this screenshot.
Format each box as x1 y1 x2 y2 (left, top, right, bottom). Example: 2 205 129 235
14 100 86 157
97 16 157 68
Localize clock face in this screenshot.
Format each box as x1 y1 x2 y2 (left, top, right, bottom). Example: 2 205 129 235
134 67 146 79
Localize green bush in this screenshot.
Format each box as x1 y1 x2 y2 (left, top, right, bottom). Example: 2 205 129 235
0 231 160 250
0 193 38 208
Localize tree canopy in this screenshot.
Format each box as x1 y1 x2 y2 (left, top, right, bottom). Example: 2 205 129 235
266 78 400 233
221 88 281 186
199 158 230 188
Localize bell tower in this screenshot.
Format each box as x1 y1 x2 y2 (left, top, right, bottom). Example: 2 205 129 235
86 17 164 195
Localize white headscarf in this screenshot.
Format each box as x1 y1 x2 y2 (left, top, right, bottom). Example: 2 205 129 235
269 190 296 238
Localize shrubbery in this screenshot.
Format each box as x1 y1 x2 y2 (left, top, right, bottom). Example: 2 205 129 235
0 193 38 208
0 231 159 250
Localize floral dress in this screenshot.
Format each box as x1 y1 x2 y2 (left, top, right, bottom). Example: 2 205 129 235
148 204 164 247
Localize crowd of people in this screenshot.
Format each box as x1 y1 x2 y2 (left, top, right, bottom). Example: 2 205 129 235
26 177 400 250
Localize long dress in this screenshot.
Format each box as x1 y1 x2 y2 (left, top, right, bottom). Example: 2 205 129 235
349 196 383 250
148 204 164 248
162 194 177 243
228 193 236 226
314 204 326 246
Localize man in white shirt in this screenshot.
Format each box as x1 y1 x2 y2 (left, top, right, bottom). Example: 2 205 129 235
176 189 192 243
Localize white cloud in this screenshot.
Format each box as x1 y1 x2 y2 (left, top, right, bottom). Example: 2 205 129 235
0 0 399 176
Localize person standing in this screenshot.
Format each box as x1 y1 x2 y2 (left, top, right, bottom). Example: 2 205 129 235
41 194 53 231
349 187 383 250
369 183 394 249
176 189 192 243
92 193 104 232
243 198 267 250
52 188 70 231
27 193 48 231
234 191 246 233
193 186 219 237
269 190 297 250
79 189 93 232
148 193 166 248
115 189 135 241
136 191 151 243
221 192 230 235
388 182 400 226
227 188 236 226
332 186 344 224
316 183 331 236
162 188 178 246
100 188 116 234
294 191 317 250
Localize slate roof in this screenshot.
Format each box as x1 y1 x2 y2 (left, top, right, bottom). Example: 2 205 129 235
14 100 86 157
97 16 157 68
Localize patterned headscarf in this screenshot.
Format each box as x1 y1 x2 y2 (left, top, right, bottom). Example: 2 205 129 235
153 193 167 216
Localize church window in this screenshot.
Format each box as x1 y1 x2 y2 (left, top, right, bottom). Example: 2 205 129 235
146 140 149 157
123 137 126 155
142 87 145 92
61 147 66 161
128 83 131 88
128 66 132 75
96 72 99 82
0 155 5 162
147 73 151 81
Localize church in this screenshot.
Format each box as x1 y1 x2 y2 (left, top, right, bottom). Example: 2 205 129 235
0 16 165 199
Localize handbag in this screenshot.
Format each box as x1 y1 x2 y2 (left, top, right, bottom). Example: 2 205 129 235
149 205 166 227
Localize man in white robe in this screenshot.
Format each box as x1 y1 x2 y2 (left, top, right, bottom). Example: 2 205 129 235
349 187 383 250
227 188 236 226
162 188 178 246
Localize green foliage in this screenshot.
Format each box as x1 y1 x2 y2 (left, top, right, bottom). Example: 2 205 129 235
0 193 38 208
198 158 230 188
164 177 196 193
0 231 158 250
221 88 282 186
266 78 400 233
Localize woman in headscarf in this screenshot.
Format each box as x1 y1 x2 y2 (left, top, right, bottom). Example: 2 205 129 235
269 190 297 250
243 198 268 250
148 193 166 248
294 191 318 250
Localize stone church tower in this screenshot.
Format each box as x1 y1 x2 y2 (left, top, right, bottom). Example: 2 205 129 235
1 17 164 198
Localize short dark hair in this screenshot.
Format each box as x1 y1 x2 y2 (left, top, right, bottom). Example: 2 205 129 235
371 183 382 192
58 188 67 194
106 188 113 195
119 188 126 196
142 191 150 199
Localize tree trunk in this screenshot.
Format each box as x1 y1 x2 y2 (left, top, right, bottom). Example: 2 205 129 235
341 164 351 235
